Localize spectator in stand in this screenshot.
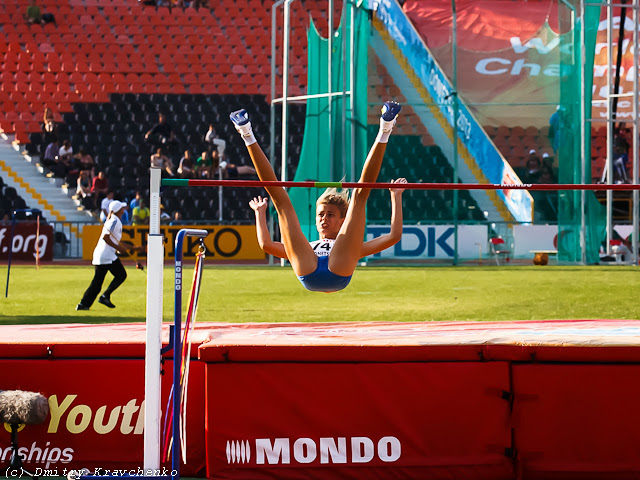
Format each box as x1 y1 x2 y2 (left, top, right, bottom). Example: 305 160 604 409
26 0 43 24
145 113 176 154
170 211 185 226
76 170 95 210
150 148 175 177
196 150 215 179
120 206 131 226
100 191 115 223
130 191 142 211
548 105 569 154
524 149 541 183
613 136 630 184
177 150 196 179
92 170 109 198
59 140 79 186
75 146 96 174
43 107 54 123
540 153 556 181
41 108 57 151
59 139 73 162
160 204 171 224
204 124 226 156
538 165 556 184
25 0 54 24
42 139 63 176
132 199 150 226
219 153 257 179
42 138 59 167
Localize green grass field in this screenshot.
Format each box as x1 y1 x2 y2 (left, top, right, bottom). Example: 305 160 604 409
1 264 639 324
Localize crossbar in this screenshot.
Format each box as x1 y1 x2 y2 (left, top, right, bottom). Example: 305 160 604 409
162 179 640 191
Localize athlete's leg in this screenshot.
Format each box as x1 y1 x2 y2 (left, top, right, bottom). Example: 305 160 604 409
231 110 316 276
329 101 401 276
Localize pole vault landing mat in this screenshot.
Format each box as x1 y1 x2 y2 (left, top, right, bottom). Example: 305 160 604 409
2 319 640 480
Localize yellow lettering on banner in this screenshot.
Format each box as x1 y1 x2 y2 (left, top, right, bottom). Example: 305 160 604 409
134 400 145 434
120 399 139 434
93 405 122 434
67 405 92 433
48 395 76 433
82 225 265 261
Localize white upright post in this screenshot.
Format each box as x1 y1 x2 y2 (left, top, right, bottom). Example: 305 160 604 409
144 165 164 471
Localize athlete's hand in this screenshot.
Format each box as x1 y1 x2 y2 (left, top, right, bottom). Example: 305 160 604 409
389 178 407 195
249 196 269 213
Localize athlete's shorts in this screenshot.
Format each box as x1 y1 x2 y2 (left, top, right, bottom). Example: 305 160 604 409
297 255 352 293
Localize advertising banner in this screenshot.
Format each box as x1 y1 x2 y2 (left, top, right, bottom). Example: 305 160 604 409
404 0 636 128
512 224 558 257
366 224 487 259
375 0 533 222
0 359 206 476
207 362 512 479
82 225 264 261
0 221 53 261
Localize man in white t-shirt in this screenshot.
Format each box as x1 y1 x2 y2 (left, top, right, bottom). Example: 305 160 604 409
76 201 141 310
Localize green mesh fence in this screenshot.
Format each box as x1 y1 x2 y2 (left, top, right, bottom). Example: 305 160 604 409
557 1 605 263
289 4 370 240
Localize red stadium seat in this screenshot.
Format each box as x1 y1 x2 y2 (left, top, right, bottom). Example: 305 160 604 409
14 131 30 144
165 73 180 85
74 62 90 73
24 91 39 105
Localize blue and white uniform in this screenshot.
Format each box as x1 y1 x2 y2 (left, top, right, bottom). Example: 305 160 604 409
297 238 352 293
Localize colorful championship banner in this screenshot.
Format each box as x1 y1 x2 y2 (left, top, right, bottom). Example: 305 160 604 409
403 0 636 128
0 221 53 261
81 225 264 261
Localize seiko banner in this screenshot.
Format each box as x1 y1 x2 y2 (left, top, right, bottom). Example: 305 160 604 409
0 221 53 261
82 225 264 261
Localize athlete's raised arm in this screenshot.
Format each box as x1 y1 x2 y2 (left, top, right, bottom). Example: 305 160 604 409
249 196 288 259
360 178 406 258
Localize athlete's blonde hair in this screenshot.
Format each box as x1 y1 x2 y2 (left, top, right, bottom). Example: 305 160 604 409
316 188 350 218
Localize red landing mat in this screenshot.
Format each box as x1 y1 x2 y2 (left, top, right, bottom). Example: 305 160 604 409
2 320 640 479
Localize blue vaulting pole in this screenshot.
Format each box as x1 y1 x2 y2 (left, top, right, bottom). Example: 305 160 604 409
172 228 207 480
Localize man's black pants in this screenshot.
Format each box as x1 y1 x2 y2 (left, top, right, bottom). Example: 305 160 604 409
80 258 127 307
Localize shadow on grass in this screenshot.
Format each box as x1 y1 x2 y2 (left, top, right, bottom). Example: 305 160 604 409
0 315 145 325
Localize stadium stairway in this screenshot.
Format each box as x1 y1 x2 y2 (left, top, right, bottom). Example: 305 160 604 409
0 135 93 240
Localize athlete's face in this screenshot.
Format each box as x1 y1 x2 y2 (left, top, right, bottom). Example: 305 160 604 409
316 203 344 239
